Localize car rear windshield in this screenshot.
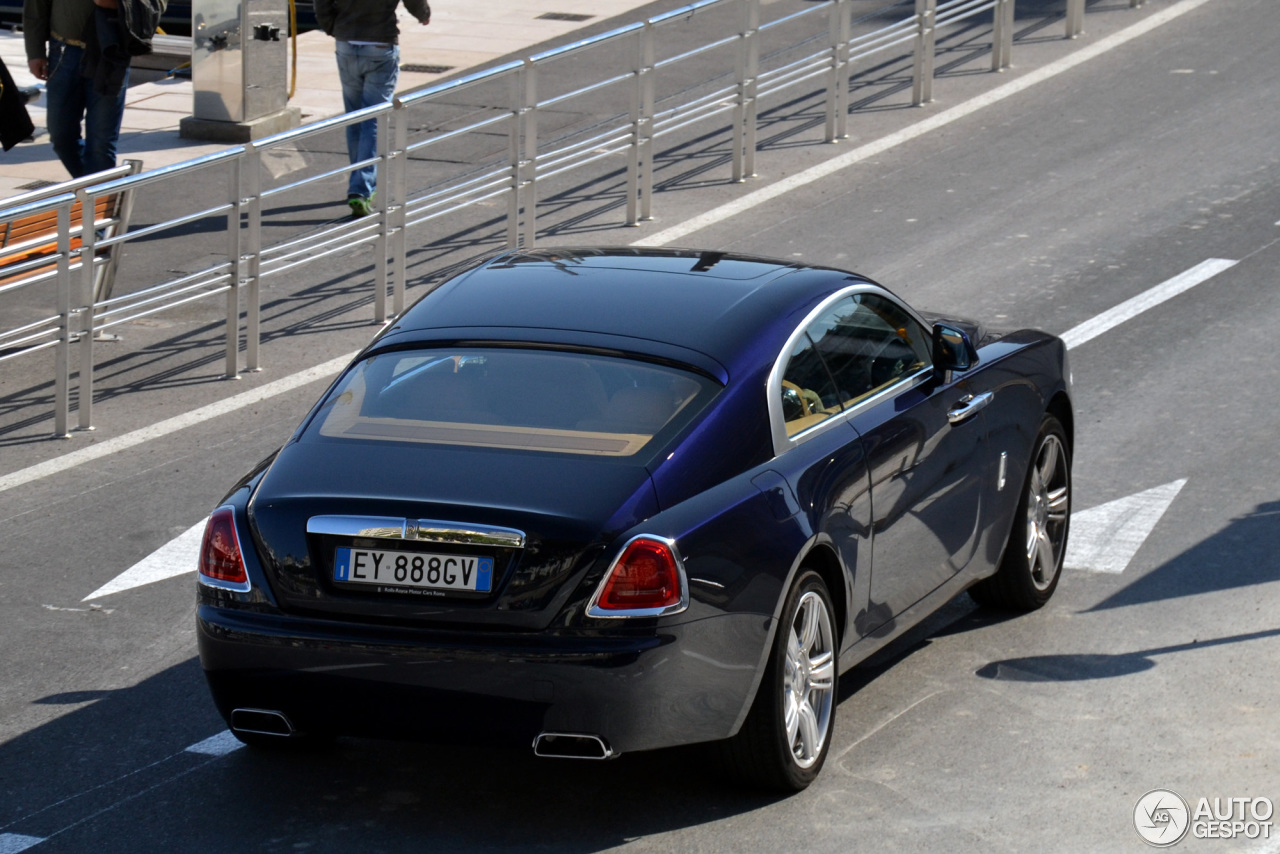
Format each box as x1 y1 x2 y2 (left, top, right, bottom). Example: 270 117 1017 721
306 348 718 457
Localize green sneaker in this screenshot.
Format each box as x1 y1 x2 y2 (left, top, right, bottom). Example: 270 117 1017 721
347 194 373 217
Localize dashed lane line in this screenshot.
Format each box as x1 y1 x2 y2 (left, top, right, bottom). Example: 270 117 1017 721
186 731 245 757
1059 259 1237 350
0 835 44 854
0 733 242 849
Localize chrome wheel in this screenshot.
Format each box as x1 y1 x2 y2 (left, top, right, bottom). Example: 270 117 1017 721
718 570 838 791
783 590 836 769
969 414 1071 612
1023 432 1070 591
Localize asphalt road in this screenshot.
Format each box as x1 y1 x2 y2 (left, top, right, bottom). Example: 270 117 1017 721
2 0 1278 851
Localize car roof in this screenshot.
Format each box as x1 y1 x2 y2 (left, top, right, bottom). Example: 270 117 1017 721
385 247 866 376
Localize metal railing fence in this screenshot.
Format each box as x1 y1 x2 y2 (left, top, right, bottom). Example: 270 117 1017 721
0 0 1144 437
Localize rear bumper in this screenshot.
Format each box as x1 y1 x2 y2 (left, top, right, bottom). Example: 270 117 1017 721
197 604 770 754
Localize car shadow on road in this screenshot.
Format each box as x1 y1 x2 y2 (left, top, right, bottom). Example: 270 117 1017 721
1085 500 1280 613
974 627 1280 682
0 655 783 852
1 591 1032 850
975 499 1280 682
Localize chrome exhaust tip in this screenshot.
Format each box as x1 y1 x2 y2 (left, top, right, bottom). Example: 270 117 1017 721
532 732 616 760
230 708 295 738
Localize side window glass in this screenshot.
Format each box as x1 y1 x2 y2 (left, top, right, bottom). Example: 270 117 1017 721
808 294 931 408
780 333 842 437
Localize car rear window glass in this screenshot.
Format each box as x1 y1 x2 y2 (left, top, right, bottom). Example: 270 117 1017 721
306 348 717 457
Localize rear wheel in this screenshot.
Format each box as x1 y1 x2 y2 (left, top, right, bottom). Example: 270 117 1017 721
970 415 1071 611
719 569 837 791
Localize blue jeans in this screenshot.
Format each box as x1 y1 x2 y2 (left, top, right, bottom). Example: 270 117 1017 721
336 42 399 200
44 39 128 179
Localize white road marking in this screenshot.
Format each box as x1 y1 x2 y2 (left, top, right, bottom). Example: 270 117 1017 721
1060 259 1237 350
630 0 1219 248
0 835 45 854
0 350 358 497
185 731 245 757
83 520 207 601
1064 480 1187 574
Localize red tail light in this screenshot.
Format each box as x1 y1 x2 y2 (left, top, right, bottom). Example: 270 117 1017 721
199 507 250 591
588 536 686 617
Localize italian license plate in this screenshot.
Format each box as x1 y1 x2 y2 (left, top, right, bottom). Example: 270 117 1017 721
334 547 493 592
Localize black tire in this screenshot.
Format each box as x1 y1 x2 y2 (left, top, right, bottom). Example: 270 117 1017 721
718 569 838 792
970 415 1071 611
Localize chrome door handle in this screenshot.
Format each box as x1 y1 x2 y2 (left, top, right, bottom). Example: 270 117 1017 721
947 391 993 425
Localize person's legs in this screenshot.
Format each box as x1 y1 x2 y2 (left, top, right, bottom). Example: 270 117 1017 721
353 45 398 201
335 42 399 208
81 63 128 177
335 41 365 202
43 40 89 178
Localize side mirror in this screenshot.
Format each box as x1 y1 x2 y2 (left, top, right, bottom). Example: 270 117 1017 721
933 323 978 382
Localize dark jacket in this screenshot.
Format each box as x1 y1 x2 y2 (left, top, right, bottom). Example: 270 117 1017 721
0 56 36 151
82 0 166 97
315 0 430 45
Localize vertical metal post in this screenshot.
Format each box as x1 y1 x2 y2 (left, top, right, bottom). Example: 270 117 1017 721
53 201 71 438
76 190 96 431
640 21 656 222
1066 0 1084 38
372 110 391 323
836 0 852 140
391 100 409 318
244 144 263 372
507 68 522 249
225 157 242 379
825 0 850 142
520 59 539 248
732 0 759 182
912 0 936 106
992 0 1012 70
626 28 643 226
744 0 759 179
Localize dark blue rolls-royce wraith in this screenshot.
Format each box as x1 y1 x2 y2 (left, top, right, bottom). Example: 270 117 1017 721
196 247 1072 791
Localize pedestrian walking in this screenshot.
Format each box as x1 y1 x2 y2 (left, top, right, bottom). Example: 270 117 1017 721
22 0 165 178
316 0 431 217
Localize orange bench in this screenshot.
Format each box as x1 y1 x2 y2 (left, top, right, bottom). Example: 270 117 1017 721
0 161 140 301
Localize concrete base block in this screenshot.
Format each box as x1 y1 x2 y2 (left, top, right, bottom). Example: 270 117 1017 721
179 107 302 143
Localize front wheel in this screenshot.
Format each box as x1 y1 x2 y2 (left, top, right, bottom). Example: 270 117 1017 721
970 414 1071 611
719 569 838 791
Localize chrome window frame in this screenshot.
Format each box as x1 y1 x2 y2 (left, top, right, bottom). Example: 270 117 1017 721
585 534 690 619
767 284 935 458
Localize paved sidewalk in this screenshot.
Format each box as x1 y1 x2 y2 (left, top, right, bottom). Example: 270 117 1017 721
0 0 656 199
